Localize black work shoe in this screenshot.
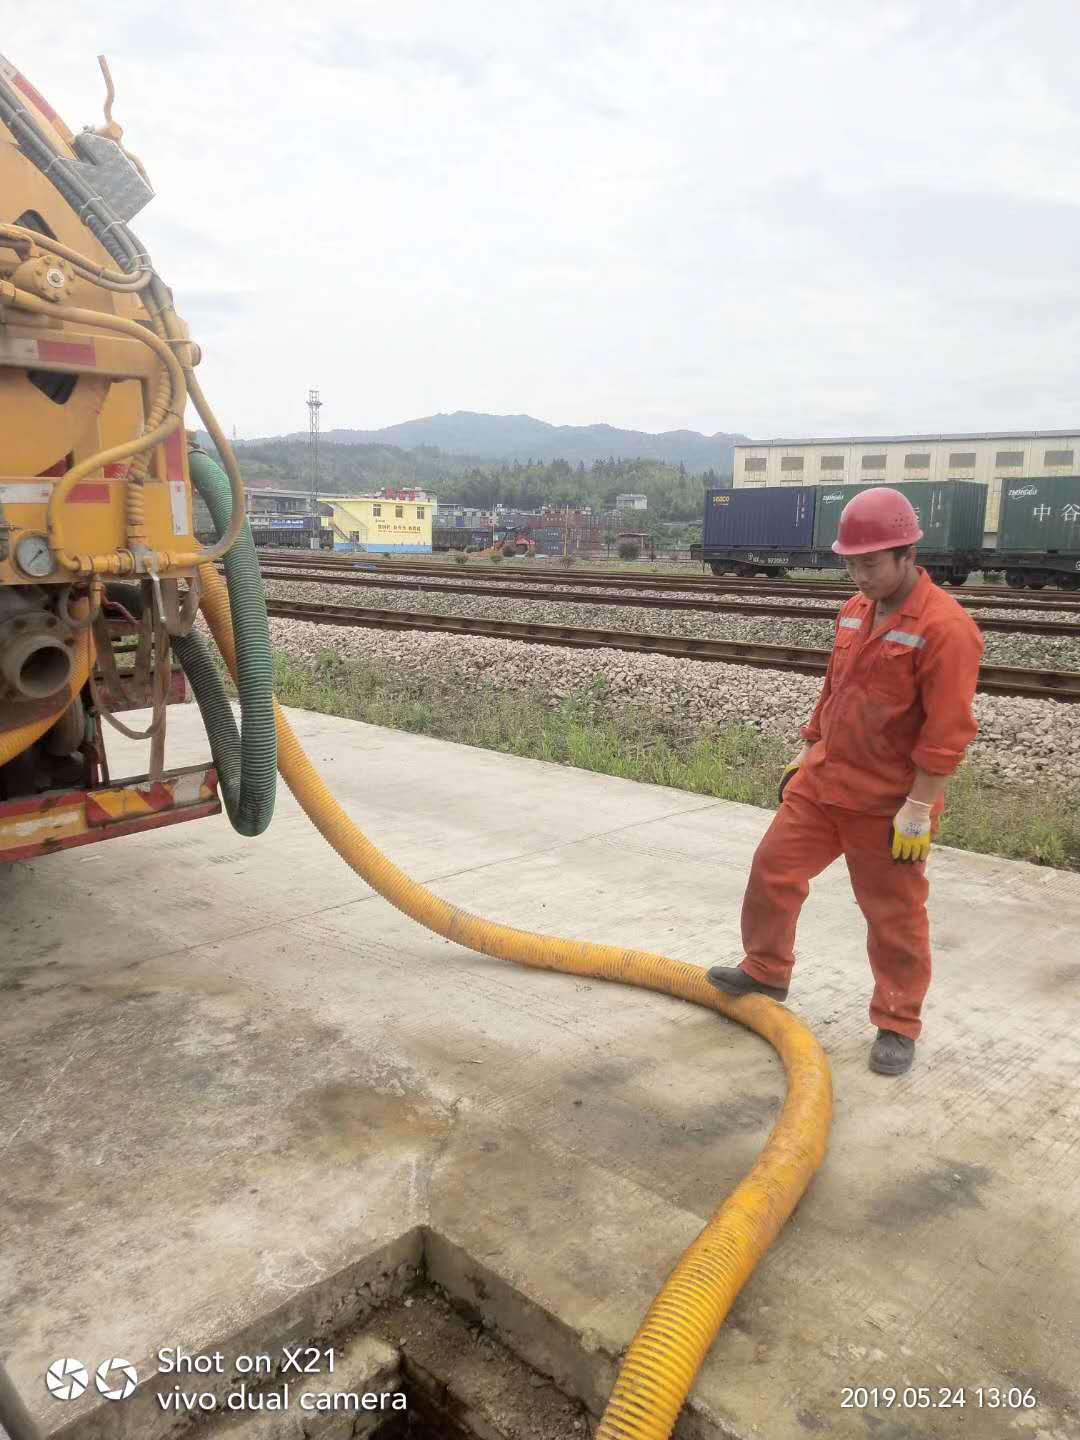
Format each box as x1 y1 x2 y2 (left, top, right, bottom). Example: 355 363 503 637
869 1029 916 1076
705 965 789 1002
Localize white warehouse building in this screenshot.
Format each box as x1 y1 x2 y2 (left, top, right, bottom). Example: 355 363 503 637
733 431 1080 542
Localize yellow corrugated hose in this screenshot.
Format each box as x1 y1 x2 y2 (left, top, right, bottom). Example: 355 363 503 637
198 561 832 1440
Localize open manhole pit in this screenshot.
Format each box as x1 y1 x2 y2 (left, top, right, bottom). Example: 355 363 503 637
368 1288 592 1440
38 1235 599 1440
187 1285 592 1440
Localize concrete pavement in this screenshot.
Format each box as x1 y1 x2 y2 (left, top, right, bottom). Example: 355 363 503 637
2 704 1078 1438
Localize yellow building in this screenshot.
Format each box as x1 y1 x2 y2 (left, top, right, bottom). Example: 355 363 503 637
320 491 434 553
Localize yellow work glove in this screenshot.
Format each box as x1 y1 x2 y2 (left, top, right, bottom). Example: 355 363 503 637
892 796 933 862
778 746 809 804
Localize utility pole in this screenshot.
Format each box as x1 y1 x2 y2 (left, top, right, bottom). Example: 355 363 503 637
563 501 570 561
307 388 322 551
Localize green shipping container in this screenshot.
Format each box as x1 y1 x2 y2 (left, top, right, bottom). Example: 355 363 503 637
812 480 987 552
998 475 1080 552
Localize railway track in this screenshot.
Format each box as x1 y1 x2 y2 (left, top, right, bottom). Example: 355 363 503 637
265 598 1080 702
255 553 1080 615
257 549 1079 598
261 569 1080 638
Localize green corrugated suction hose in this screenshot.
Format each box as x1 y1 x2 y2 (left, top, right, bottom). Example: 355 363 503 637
116 448 276 836
185 448 275 834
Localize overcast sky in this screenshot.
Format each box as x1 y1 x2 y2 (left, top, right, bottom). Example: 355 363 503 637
8 1 1080 442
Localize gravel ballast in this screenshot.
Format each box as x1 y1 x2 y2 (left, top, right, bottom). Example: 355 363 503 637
264 578 1080 672
268 614 1080 793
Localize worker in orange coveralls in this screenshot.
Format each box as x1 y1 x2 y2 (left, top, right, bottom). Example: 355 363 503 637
707 487 985 1075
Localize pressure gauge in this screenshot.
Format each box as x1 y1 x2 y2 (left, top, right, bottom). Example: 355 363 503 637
15 533 55 579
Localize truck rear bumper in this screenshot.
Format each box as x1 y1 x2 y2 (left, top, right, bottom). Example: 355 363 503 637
0 764 220 862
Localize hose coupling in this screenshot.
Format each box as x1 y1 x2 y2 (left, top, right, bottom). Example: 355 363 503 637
0 609 75 701
11 252 75 302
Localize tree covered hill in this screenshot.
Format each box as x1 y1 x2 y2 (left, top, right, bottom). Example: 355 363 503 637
243 410 745 474
217 440 728 523
201 410 741 523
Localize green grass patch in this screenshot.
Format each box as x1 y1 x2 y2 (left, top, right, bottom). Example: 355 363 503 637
272 651 787 805
270 649 1080 871
936 767 1080 869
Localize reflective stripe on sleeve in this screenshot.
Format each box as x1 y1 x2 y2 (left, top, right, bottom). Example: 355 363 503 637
839 616 862 630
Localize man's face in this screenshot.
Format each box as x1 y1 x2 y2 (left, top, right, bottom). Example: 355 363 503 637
843 548 913 602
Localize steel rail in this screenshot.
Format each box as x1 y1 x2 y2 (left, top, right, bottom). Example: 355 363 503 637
254 556 1080 616
260 570 1080 638
265 599 1080 701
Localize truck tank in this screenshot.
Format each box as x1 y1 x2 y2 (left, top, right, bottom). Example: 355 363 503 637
0 54 272 859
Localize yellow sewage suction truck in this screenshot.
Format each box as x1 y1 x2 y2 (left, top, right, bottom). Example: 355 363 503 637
0 54 830 1440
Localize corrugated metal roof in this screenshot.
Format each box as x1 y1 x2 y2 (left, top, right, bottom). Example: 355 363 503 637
736 430 1080 449
321 492 434 504
244 486 314 499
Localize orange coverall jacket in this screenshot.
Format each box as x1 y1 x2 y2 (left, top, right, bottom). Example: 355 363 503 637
798 568 985 816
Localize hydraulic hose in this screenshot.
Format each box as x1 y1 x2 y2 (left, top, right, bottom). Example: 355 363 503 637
195 559 832 1439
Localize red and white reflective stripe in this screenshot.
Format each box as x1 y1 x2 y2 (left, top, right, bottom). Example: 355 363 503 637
839 616 862 630
0 765 221 862
86 781 184 826
0 335 97 367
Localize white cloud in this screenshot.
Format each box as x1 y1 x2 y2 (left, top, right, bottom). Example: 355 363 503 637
6 0 1080 440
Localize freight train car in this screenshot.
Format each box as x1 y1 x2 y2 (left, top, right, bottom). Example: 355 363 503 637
195 513 330 550
193 490 332 551
433 525 503 551
994 476 1080 589
433 526 535 554
701 476 1080 589
248 516 331 549
813 481 985 584
529 525 605 557
702 482 985 585
703 488 816 577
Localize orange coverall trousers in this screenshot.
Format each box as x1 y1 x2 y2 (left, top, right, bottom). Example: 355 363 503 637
740 771 931 1040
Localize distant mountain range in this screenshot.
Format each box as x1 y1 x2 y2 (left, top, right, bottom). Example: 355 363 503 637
240 411 746 474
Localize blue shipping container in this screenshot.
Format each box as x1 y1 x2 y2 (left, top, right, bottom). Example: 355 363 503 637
704 487 817 549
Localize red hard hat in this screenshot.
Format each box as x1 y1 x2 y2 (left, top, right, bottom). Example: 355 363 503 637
832 487 923 555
